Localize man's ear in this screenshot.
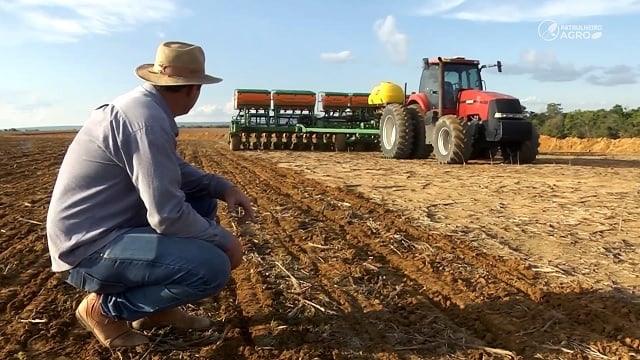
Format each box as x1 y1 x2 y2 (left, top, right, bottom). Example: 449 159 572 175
186 84 201 97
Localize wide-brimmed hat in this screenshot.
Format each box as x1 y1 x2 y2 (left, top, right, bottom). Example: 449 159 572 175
135 41 222 86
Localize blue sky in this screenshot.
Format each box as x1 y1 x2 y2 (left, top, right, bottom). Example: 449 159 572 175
1 0 639 129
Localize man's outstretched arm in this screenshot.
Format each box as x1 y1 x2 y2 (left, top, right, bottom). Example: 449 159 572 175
178 156 233 199
178 156 256 224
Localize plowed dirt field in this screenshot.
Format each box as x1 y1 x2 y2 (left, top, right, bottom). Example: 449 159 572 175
1 128 639 360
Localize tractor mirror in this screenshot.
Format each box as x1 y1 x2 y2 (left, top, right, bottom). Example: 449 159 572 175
497 60 502 72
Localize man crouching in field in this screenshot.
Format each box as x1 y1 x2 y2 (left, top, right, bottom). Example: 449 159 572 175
45 41 255 348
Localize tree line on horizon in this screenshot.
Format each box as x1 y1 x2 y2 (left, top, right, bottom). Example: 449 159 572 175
526 103 640 139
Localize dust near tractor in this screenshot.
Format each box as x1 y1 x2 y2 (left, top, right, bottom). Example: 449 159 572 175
228 56 540 164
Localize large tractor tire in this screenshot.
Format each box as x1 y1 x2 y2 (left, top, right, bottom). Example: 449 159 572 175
379 104 414 159
433 115 466 164
229 135 241 151
502 125 540 164
406 104 433 159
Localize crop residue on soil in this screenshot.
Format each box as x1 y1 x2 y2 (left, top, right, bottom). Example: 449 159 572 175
0 129 639 360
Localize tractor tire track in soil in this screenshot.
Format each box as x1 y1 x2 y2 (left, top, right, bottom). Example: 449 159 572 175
0 132 638 360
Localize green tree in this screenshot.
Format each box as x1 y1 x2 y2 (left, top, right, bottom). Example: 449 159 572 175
533 103 640 139
546 103 563 117
538 103 566 138
541 115 566 138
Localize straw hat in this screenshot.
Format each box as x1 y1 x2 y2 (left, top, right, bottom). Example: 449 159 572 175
135 41 222 85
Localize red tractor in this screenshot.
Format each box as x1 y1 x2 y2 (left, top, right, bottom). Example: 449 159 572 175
377 56 539 164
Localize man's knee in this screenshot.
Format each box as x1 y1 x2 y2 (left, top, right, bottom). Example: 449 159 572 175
213 226 242 270
195 244 232 295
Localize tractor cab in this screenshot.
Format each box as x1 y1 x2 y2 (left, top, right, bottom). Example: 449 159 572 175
418 56 502 117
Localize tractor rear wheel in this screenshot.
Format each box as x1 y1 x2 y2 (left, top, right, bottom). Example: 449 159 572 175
406 104 433 159
379 103 414 159
433 115 466 164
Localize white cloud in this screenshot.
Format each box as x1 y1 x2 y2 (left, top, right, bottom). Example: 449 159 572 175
504 49 584 82
320 50 354 63
0 0 181 43
586 65 639 86
519 96 547 112
182 97 237 123
224 97 236 115
503 49 639 86
416 0 465 16
373 15 409 65
195 104 221 114
521 95 541 103
415 0 640 22
191 101 237 116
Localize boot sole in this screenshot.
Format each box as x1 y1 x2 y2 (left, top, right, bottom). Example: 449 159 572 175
75 308 149 348
131 321 212 331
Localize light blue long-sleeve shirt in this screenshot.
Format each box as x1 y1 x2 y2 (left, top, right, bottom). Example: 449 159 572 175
46 83 234 272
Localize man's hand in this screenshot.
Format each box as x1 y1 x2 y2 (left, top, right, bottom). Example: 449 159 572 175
223 186 256 224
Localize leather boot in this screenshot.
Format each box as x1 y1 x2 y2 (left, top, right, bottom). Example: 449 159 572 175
131 307 212 331
75 293 149 348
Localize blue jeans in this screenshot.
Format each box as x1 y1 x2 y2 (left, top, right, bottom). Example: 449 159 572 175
66 196 232 321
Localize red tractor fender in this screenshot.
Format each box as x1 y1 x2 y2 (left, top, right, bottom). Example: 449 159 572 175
405 93 429 113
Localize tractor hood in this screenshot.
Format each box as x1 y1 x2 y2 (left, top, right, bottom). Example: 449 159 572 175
459 89 519 103
457 89 524 121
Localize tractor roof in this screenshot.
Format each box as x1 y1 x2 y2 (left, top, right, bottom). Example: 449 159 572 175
423 57 480 65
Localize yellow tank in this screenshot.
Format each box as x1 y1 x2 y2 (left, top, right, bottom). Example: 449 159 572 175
368 81 405 105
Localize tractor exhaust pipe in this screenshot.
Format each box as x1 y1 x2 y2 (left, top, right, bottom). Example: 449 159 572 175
437 57 444 118
403 82 407 104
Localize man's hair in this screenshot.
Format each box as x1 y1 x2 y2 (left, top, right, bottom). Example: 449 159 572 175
154 85 191 93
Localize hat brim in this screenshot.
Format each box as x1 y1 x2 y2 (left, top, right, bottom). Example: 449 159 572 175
135 64 223 85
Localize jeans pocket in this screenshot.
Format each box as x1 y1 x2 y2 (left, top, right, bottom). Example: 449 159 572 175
102 231 159 261
67 269 126 294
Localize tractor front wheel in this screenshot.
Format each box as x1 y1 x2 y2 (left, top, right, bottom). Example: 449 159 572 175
433 115 466 164
379 104 414 159
502 125 540 164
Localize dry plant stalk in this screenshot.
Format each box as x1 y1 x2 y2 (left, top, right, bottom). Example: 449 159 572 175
298 296 338 315
18 319 47 323
17 217 43 225
274 261 302 293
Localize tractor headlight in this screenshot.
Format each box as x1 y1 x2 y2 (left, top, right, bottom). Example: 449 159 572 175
494 112 525 119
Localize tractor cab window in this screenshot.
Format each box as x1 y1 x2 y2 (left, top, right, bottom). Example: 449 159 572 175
443 64 483 91
419 64 439 110
442 63 482 109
